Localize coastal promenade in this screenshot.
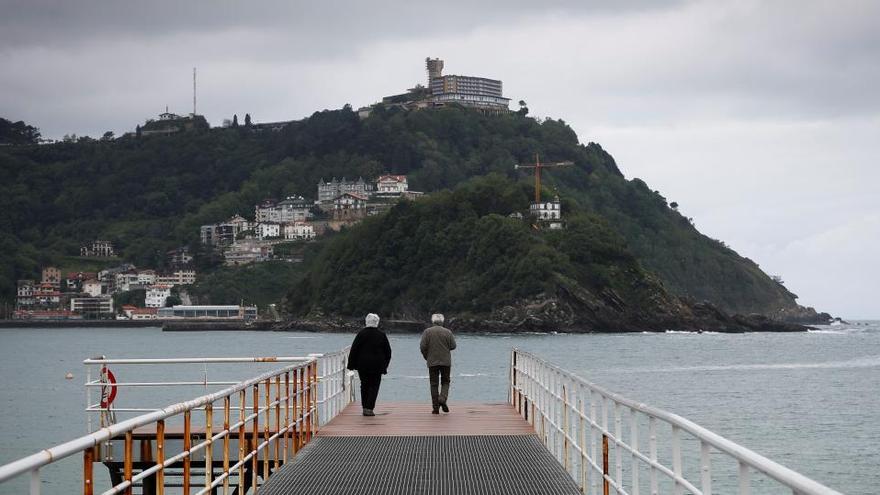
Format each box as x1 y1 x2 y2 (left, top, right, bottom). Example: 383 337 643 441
261 402 581 494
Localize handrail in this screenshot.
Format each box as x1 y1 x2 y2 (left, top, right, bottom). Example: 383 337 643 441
509 349 843 495
0 348 351 494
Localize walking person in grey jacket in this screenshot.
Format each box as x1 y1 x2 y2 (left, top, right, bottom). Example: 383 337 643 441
420 313 457 414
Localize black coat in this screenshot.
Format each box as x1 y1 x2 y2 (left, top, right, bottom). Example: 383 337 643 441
347 327 392 374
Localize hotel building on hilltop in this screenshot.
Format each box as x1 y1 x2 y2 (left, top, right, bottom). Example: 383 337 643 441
377 58 510 114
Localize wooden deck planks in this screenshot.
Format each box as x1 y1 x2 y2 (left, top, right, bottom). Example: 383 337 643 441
317 401 536 437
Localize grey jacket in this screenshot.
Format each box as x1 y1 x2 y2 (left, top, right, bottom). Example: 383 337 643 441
419 325 457 367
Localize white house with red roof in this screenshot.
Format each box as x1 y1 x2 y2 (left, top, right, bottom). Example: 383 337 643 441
376 175 408 194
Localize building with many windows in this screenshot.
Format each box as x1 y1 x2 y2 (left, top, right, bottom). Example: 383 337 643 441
529 196 564 230
157 305 258 320
145 285 172 308
317 177 373 203
70 296 114 319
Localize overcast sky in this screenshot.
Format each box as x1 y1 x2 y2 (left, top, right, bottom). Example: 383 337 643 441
2 0 878 318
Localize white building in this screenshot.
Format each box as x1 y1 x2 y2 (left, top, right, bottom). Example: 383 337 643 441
376 175 408 194
256 196 312 223
333 193 368 221
145 285 172 308
83 279 104 297
224 240 273 266
114 272 141 292
257 222 281 239
137 270 157 285
284 222 316 240
156 270 197 287
529 196 563 229
70 296 114 319
317 177 374 203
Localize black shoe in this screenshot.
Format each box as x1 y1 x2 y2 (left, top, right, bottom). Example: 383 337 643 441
363 409 375 416
440 401 449 413
431 408 440 415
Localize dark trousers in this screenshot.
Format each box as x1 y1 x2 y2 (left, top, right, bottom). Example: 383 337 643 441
428 365 451 408
358 371 382 410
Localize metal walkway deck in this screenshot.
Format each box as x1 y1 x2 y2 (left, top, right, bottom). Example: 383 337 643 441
260 402 581 495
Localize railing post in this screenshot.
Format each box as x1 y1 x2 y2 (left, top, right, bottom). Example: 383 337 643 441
590 390 598 495
614 402 623 490
649 416 658 495
205 404 213 492
156 419 165 495
222 397 230 494
630 411 639 495
672 425 682 495
83 448 93 495
284 371 291 462
183 410 191 495
238 390 246 495
274 375 281 471
701 441 712 495
739 461 750 495
29 469 39 495
251 383 259 494
602 434 610 495
124 431 133 495
263 379 270 482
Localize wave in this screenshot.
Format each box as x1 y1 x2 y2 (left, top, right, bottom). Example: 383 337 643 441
613 355 880 374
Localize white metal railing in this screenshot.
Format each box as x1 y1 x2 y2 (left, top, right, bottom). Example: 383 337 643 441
509 349 843 495
0 349 351 495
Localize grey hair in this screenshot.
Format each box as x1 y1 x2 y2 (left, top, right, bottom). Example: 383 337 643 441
365 313 380 328
431 313 445 325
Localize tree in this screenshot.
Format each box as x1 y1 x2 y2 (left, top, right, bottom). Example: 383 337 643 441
165 295 183 307
517 100 529 117
0 118 41 145
232 114 239 127
135 124 142 138
244 113 252 127
102 131 115 141
670 202 679 211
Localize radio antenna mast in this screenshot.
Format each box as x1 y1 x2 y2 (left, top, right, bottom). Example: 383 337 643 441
192 67 197 116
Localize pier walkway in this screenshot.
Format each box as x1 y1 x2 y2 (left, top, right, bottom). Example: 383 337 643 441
0 348 844 495
260 402 581 494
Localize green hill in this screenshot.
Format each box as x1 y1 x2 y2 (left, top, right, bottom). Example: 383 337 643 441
0 106 819 323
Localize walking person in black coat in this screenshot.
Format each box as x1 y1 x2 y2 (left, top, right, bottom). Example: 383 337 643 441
347 313 392 416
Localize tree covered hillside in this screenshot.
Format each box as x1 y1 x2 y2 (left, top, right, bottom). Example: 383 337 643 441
1 105 805 318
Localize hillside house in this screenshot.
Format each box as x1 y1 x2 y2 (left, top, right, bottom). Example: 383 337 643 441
224 240 273 266
41 267 61 289
376 175 409 194
156 270 197 287
81 240 116 257
529 196 564 230
145 285 172 308
318 177 374 203
283 222 316 240
83 279 105 297
333 193 368 221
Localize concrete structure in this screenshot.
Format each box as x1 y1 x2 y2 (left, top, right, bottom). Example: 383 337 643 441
157 305 258 320
156 270 197 287
41 267 61 289
427 58 509 112
224 239 273 266
80 240 116 257
15 280 35 309
145 285 172 308
317 178 373 203
256 196 312 223
69 296 114 319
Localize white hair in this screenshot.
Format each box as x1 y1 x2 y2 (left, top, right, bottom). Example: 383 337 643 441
431 313 445 325
365 313 380 328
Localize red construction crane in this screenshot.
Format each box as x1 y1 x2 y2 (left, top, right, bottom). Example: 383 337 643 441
514 154 574 203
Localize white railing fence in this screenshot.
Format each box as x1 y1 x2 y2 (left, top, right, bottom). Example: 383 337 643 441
0 348 351 495
509 349 843 495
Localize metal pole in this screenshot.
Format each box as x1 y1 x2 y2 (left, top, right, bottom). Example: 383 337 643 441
156 420 165 495
183 410 191 495
205 404 213 491
602 435 610 495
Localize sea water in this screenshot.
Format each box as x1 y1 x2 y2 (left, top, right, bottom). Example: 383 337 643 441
0 322 877 494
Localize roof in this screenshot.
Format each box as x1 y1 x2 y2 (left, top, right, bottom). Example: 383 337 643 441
378 174 407 182
131 308 158 315
121 305 138 310
167 305 252 311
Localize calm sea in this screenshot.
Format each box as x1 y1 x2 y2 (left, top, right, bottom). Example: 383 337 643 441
0 322 878 494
